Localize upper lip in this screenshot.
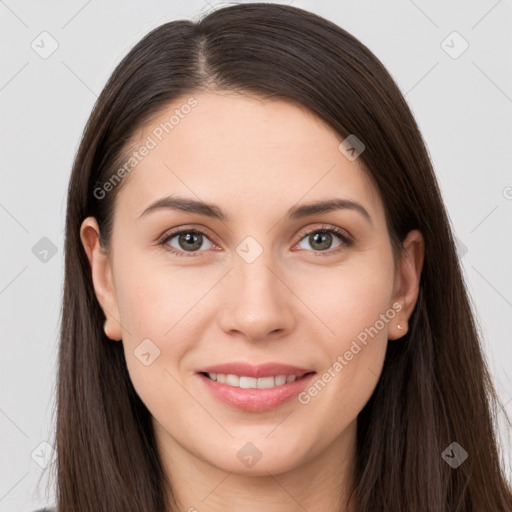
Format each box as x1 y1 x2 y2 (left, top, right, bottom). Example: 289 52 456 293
196 362 315 379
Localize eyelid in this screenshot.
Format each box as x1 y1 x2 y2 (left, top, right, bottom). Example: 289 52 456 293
295 223 352 243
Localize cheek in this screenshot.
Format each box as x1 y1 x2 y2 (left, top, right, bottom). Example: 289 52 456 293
296 252 395 345
114 249 203 339
116 265 199 419
113 254 218 396
296 262 394 428
293 254 394 414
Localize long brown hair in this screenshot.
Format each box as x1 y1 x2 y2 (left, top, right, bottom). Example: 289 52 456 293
50 3 512 511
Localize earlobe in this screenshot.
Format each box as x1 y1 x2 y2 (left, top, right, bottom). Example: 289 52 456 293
389 229 425 340
79 217 123 341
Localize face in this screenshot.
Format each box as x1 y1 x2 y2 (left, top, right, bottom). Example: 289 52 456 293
81 92 423 480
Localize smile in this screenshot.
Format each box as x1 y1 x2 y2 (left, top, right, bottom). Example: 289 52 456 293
197 371 317 412
201 372 311 389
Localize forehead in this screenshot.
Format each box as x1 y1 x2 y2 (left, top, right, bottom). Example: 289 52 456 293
115 91 383 226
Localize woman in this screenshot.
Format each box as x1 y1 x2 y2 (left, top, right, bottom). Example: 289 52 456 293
41 2 512 511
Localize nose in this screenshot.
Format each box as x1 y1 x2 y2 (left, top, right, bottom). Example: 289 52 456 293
217 255 296 343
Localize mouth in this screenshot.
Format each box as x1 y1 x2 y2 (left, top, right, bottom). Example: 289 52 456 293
198 371 315 389
196 370 317 412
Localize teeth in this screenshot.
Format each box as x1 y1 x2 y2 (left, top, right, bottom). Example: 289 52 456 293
253 376 274 389
240 376 258 388
275 375 287 386
205 372 302 389
225 374 239 387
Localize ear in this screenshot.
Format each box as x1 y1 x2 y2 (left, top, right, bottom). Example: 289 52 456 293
388 229 425 340
79 217 122 341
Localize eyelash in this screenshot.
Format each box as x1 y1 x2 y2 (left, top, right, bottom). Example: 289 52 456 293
157 224 353 258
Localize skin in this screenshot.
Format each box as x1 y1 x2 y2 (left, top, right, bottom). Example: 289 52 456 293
81 91 424 512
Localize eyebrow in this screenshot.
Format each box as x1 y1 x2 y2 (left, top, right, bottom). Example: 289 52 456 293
137 195 373 225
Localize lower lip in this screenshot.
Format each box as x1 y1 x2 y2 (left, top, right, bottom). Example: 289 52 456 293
197 372 316 412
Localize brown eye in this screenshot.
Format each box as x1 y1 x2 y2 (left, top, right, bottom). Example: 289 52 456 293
295 225 352 255
161 229 214 256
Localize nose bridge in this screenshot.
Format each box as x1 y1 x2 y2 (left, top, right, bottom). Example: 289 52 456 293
219 242 295 340
233 244 283 306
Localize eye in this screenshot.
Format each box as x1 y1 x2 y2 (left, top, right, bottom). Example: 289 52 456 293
295 224 352 256
159 228 215 257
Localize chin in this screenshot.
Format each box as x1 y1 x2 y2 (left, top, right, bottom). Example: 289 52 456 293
205 438 310 476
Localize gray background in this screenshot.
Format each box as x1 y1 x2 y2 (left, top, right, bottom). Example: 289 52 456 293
1 0 511 509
